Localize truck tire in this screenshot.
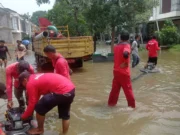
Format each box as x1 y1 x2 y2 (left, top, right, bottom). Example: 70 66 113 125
75 59 83 68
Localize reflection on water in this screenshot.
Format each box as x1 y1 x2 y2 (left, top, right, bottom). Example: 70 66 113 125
0 48 180 135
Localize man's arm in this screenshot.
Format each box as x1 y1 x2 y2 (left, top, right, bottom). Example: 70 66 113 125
156 42 161 50
120 47 130 68
29 65 35 74
146 43 149 50
131 41 136 51
21 84 39 120
6 47 11 58
56 60 69 78
6 67 13 101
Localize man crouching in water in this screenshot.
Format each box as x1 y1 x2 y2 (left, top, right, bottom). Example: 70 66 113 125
19 71 75 135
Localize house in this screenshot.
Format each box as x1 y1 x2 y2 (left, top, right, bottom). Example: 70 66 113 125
147 0 180 38
0 4 34 44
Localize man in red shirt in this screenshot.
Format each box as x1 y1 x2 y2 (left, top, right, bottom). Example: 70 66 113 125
108 31 135 108
43 45 72 79
144 36 161 69
6 60 34 109
0 128 5 135
19 72 75 135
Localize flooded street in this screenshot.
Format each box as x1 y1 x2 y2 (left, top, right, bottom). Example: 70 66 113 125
0 46 180 135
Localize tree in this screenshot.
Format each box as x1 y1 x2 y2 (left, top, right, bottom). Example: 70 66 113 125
47 1 90 36
156 20 180 46
36 0 91 36
37 0 156 52
85 0 157 52
31 11 47 26
21 13 31 20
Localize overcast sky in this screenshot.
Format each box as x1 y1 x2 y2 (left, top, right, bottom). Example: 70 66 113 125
0 0 55 15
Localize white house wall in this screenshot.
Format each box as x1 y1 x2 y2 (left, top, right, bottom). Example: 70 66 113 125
0 29 13 43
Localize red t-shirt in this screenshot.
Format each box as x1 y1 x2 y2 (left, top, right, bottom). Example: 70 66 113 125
0 128 4 134
146 39 160 57
52 53 70 79
6 62 34 101
21 73 75 119
113 42 131 76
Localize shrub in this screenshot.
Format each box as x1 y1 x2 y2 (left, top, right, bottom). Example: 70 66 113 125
156 20 180 46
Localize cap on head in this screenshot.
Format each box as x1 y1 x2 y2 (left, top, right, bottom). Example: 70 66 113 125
18 60 30 74
0 40 5 43
43 45 56 53
19 70 31 85
120 30 129 41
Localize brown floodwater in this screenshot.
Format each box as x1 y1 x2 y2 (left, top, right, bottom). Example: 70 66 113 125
0 46 180 135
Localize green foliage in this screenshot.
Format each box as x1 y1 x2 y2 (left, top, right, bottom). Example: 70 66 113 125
36 0 155 45
156 20 180 46
47 1 90 36
36 0 50 6
21 13 31 20
169 44 180 52
31 11 47 26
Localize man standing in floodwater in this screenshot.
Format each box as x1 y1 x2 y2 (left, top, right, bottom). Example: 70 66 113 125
15 40 27 61
144 35 161 69
108 31 135 108
0 40 11 68
43 45 72 79
131 35 140 68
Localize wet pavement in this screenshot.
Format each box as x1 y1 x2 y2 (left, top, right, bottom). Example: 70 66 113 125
0 45 180 135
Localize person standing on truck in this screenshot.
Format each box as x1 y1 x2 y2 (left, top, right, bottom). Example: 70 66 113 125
131 35 140 68
19 72 75 135
43 45 72 79
0 40 11 68
6 60 34 109
108 31 135 108
144 35 161 69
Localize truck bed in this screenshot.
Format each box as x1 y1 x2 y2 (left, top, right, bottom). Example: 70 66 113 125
33 36 94 58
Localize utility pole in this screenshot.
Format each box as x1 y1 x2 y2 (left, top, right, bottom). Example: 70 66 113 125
154 0 160 32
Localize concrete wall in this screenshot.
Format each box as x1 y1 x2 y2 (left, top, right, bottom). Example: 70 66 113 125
150 0 180 21
0 12 10 28
0 29 13 43
12 33 21 44
171 0 180 11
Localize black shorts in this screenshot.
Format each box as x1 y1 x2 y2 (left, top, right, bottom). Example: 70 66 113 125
35 89 75 120
0 56 7 61
148 57 158 65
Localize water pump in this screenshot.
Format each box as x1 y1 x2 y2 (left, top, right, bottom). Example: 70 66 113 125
3 107 35 135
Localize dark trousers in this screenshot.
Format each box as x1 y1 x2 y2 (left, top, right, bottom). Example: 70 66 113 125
14 88 27 108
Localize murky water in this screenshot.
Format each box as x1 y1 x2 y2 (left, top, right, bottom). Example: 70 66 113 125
0 45 180 135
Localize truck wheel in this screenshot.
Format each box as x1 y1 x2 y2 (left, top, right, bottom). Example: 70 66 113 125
75 59 83 68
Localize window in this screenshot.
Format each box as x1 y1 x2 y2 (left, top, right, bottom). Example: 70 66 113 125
12 17 19 30
171 0 180 11
162 0 171 13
